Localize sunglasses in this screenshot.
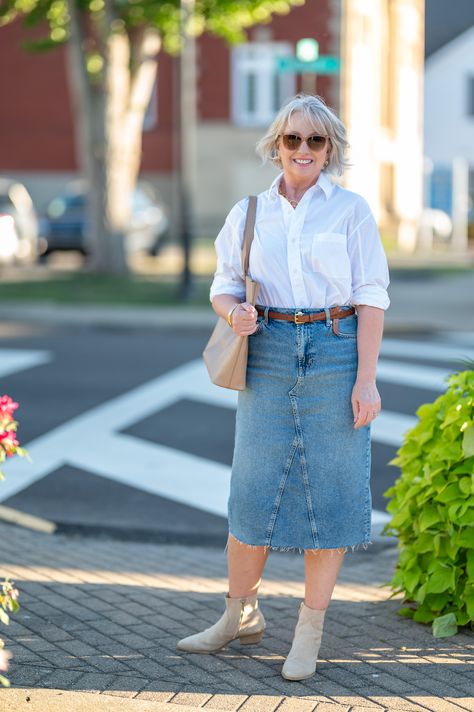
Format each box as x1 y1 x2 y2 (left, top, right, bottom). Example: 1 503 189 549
280 133 329 152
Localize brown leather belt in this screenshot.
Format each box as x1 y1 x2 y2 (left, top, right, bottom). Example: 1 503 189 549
256 306 355 325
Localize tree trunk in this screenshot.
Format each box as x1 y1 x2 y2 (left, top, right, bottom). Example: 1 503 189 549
66 1 160 274
66 0 115 272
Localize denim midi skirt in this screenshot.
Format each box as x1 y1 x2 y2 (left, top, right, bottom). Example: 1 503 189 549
228 307 371 553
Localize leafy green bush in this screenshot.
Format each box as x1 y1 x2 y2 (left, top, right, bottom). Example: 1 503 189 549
383 369 474 637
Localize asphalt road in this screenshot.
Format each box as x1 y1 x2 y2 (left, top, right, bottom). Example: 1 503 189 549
0 319 471 547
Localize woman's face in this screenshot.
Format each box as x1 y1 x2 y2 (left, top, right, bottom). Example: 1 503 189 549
276 111 330 184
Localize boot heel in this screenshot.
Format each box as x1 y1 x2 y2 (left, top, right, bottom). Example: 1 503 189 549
239 631 264 645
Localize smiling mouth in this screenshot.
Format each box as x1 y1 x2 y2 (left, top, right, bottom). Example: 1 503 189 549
293 158 313 165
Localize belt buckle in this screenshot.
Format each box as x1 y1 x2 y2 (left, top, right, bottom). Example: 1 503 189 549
294 311 305 324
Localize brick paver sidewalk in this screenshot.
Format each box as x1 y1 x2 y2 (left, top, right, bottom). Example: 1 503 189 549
0 522 473 712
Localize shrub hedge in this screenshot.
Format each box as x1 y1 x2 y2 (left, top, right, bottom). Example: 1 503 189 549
383 369 474 637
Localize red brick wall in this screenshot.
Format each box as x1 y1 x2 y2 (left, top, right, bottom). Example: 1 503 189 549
142 51 174 172
0 21 175 172
0 0 337 173
0 22 75 170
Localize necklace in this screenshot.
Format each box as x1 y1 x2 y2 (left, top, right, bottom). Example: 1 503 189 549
278 186 301 208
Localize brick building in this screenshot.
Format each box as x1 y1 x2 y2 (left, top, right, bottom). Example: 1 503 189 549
0 1 339 237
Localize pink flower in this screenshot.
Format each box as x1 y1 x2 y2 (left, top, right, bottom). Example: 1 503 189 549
0 648 11 672
0 396 18 421
0 431 17 441
0 430 19 455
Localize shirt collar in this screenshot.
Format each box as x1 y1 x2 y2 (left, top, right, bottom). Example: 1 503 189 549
269 171 334 201
316 172 334 200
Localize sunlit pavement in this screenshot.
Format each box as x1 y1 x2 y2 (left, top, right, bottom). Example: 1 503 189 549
1 521 473 712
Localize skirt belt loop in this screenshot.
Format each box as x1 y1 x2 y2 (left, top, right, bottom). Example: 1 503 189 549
264 306 270 325
324 308 332 327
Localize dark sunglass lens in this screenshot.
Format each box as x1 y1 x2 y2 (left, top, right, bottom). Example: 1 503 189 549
307 135 326 150
283 134 301 150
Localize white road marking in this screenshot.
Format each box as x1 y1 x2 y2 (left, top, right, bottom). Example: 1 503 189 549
372 510 391 525
371 410 416 447
71 434 230 517
377 359 450 391
381 338 474 363
0 348 51 378
0 352 439 525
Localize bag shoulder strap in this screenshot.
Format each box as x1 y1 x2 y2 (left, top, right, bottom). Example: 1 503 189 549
242 195 257 277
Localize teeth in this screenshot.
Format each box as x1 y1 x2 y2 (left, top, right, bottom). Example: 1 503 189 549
295 159 312 164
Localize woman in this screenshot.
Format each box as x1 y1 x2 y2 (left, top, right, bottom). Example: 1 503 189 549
177 94 389 681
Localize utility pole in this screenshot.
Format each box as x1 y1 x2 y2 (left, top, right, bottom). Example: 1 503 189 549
178 0 197 299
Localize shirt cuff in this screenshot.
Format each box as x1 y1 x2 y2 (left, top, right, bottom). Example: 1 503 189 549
209 281 246 303
351 285 390 310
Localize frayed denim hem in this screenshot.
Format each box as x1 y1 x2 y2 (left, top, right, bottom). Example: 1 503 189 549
225 532 372 555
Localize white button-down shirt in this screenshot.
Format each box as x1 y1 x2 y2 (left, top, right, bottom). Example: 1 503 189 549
210 172 390 310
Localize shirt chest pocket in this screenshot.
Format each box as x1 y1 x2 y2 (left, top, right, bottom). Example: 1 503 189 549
311 233 351 279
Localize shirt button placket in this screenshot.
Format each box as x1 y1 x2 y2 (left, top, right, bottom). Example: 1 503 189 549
288 216 307 306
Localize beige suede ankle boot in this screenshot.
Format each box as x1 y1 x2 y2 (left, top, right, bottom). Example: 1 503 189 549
281 602 326 680
176 594 265 654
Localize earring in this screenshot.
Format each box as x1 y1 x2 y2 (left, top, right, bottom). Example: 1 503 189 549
323 159 329 168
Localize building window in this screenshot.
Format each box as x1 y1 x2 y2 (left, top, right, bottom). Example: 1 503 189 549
468 76 474 118
232 43 295 127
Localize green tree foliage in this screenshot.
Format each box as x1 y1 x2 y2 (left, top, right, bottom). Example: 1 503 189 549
0 0 303 65
383 369 474 637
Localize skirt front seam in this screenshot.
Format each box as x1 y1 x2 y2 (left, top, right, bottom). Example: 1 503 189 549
264 437 299 547
288 387 319 550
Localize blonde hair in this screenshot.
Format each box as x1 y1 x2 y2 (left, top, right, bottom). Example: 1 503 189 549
255 94 350 176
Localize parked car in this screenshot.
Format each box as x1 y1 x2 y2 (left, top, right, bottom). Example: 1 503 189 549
0 177 39 264
38 181 169 258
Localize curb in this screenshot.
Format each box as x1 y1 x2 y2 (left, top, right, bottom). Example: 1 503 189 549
1 689 204 712
0 505 56 534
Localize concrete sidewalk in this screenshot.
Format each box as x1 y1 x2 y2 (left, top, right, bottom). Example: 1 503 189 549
0 522 473 712
0 269 471 333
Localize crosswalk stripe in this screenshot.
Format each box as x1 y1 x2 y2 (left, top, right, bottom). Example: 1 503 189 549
381 338 474 363
377 359 450 391
70 434 231 518
0 348 51 377
371 410 416 447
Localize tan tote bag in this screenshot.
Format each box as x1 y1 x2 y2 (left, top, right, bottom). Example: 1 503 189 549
203 196 260 391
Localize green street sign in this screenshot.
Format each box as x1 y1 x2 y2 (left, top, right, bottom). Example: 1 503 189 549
276 56 341 75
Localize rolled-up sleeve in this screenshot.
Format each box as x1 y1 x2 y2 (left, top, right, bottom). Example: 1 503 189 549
347 202 390 310
209 202 247 303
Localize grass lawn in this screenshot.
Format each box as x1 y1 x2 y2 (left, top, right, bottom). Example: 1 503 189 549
0 272 213 307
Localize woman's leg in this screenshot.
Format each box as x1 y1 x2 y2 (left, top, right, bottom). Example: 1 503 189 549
227 535 269 598
176 535 268 653
281 549 345 680
304 549 345 609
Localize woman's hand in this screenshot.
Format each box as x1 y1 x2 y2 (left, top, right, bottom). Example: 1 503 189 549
231 302 258 336
352 379 381 430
